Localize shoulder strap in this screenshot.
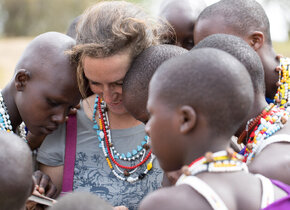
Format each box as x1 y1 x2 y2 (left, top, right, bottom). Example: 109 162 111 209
61 114 77 195
255 174 275 208
255 134 290 156
176 175 228 210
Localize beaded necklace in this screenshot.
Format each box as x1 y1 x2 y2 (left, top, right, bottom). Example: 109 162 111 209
274 57 290 110
240 104 289 164
180 149 248 177
92 95 155 183
0 91 26 140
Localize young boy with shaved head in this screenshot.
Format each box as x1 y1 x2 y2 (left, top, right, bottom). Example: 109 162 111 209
193 0 288 104
0 131 34 210
0 32 81 201
140 48 290 210
194 24 290 186
158 0 206 50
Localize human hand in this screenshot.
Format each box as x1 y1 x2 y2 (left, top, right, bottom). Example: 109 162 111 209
67 103 80 117
33 170 57 198
113 206 129 210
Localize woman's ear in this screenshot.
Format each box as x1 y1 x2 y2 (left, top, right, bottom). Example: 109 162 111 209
247 31 264 51
14 69 30 91
179 105 196 134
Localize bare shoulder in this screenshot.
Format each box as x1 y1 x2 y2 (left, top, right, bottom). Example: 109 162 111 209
249 142 290 184
139 184 212 210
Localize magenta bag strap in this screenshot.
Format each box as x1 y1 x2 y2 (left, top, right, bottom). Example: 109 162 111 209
61 114 77 195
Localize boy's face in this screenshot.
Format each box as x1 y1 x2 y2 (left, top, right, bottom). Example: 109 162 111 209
16 67 80 136
166 11 195 50
145 82 185 172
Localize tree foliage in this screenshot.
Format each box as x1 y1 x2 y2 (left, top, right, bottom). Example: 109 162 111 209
0 0 143 36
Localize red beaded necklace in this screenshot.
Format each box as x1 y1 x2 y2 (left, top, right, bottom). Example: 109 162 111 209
97 98 152 170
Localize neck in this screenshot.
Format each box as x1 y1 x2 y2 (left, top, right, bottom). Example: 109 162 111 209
258 45 280 99
108 111 142 129
2 82 22 131
235 95 268 137
184 130 231 166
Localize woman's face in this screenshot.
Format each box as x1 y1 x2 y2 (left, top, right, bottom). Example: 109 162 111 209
83 53 131 115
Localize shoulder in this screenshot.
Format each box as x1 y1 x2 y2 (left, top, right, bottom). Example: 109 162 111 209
139 185 212 210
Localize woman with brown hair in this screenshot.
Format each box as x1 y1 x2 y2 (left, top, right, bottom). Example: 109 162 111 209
37 1 173 209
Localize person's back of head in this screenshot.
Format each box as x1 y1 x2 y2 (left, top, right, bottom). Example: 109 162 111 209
150 48 254 138
123 44 187 123
48 192 113 210
0 131 33 210
75 0 172 57
66 15 82 39
159 0 206 50
194 33 265 96
194 0 271 46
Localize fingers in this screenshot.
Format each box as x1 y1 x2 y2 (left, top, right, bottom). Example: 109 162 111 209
113 206 129 210
33 170 57 198
45 180 57 198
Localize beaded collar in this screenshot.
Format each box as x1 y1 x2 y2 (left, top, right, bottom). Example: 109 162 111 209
0 91 26 141
92 95 155 183
180 149 248 178
239 104 289 164
274 57 290 110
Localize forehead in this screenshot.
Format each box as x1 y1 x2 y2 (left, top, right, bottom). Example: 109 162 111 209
83 54 131 83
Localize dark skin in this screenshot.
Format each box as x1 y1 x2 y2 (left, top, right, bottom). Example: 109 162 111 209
1 32 81 202
194 15 290 185
193 15 280 99
159 0 206 50
140 73 286 210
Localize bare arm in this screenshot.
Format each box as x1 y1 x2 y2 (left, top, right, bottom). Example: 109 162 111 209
38 163 64 197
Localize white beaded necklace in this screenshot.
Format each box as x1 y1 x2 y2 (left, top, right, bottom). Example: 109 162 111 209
0 91 26 141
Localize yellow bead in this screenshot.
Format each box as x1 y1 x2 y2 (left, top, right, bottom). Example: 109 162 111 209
262 127 267 132
147 162 153 171
7 129 10 132
281 99 287 105
106 158 113 169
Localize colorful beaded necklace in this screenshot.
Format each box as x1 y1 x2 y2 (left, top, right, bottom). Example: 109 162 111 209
92 95 155 183
239 104 289 164
180 149 248 177
0 91 26 140
274 57 290 110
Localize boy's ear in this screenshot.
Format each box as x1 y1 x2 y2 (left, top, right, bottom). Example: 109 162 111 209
14 69 30 91
247 31 264 51
178 105 196 134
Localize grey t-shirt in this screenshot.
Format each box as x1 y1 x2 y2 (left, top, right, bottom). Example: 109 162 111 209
37 103 163 210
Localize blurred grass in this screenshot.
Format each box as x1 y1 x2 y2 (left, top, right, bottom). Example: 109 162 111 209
0 38 290 89
273 41 290 57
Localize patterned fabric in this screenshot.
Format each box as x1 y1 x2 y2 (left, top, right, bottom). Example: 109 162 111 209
37 102 163 210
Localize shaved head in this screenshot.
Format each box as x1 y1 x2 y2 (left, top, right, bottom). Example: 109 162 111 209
15 32 76 81
150 48 254 136
0 131 33 210
123 44 187 123
194 34 265 95
50 192 113 210
195 0 271 45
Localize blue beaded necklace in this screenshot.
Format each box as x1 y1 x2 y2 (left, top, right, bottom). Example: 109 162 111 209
92 95 154 182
